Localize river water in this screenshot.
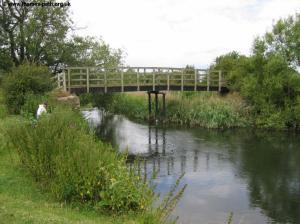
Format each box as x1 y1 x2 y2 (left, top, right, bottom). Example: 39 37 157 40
82 108 300 224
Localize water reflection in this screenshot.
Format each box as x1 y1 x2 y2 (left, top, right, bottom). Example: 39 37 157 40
82 108 300 224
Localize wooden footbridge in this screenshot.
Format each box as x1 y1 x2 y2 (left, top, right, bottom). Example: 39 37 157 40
57 66 228 118
57 67 228 94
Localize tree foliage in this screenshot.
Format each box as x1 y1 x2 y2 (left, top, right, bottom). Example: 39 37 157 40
0 0 123 72
2 64 52 114
60 36 124 69
264 13 300 68
0 0 71 70
211 13 300 129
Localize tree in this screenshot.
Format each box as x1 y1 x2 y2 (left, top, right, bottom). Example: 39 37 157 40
264 13 300 68
211 13 300 129
0 1 124 72
2 64 52 113
210 51 252 91
0 0 71 71
60 36 124 69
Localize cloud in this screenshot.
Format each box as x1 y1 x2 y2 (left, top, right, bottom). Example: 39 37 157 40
71 0 300 68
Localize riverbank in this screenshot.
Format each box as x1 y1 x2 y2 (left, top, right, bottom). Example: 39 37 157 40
0 145 149 224
0 89 180 224
81 91 251 129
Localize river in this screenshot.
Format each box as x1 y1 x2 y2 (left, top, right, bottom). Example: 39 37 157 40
82 108 300 224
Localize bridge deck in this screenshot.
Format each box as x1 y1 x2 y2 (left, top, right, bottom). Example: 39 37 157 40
57 67 227 94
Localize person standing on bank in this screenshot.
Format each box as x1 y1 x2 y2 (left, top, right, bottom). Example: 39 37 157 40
36 102 48 118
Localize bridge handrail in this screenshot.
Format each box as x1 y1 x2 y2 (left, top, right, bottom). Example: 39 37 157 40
58 66 226 93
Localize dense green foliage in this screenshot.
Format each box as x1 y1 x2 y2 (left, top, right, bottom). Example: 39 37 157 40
0 0 71 70
1 102 185 223
63 36 124 69
211 13 300 130
0 0 123 73
4 107 154 212
2 64 53 114
20 94 50 118
0 89 7 119
0 115 180 224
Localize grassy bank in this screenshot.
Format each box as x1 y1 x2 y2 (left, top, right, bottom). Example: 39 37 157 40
0 143 149 224
0 95 147 223
82 91 250 129
0 88 183 223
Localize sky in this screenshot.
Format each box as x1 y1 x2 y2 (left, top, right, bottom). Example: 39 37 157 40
70 0 300 68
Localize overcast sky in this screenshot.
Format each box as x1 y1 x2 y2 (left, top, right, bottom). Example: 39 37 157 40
70 0 300 68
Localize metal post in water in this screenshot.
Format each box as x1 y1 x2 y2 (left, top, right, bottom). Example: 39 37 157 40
162 93 166 118
155 92 158 119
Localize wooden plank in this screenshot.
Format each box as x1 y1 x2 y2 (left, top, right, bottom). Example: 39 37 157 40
121 69 124 92
207 70 210 91
70 78 88 82
63 71 67 91
152 71 155 91
67 68 71 91
64 66 224 93
57 74 61 88
137 68 140 91
181 70 184 91
104 71 107 93
86 67 90 93
218 70 222 92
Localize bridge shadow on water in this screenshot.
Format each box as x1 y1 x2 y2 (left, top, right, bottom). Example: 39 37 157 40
83 108 300 224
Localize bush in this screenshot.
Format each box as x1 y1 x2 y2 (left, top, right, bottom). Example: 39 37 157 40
0 104 8 119
2 64 53 114
5 107 155 212
20 94 49 119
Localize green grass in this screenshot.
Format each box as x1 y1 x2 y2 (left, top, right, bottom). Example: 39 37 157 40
0 86 183 223
0 94 160 223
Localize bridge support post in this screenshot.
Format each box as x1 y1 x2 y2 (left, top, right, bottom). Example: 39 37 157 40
162 93 166 117
63 71 67 92
194 69 197 91
155 92 158 118
67 68 71 92
148 91 152 116
218 70 222 92
147 91 166 122
207 70 210 92
181 70 184 91
86 68 90 93
121 69 124 92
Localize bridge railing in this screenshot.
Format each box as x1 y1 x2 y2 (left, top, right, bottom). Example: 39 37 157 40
58 67 226 93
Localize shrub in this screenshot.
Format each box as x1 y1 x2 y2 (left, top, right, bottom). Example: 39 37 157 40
2 64 53 114
5 107 155 212
20 94 49 119
0 90 8 119
0 104 8 119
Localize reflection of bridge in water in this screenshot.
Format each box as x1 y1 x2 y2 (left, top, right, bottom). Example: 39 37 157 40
128 125 216 177
84 108 300 224
84 109 226 177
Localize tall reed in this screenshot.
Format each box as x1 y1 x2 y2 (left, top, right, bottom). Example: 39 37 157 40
92 92 250 128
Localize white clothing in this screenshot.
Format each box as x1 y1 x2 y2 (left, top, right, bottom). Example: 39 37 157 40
37 104 47 118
